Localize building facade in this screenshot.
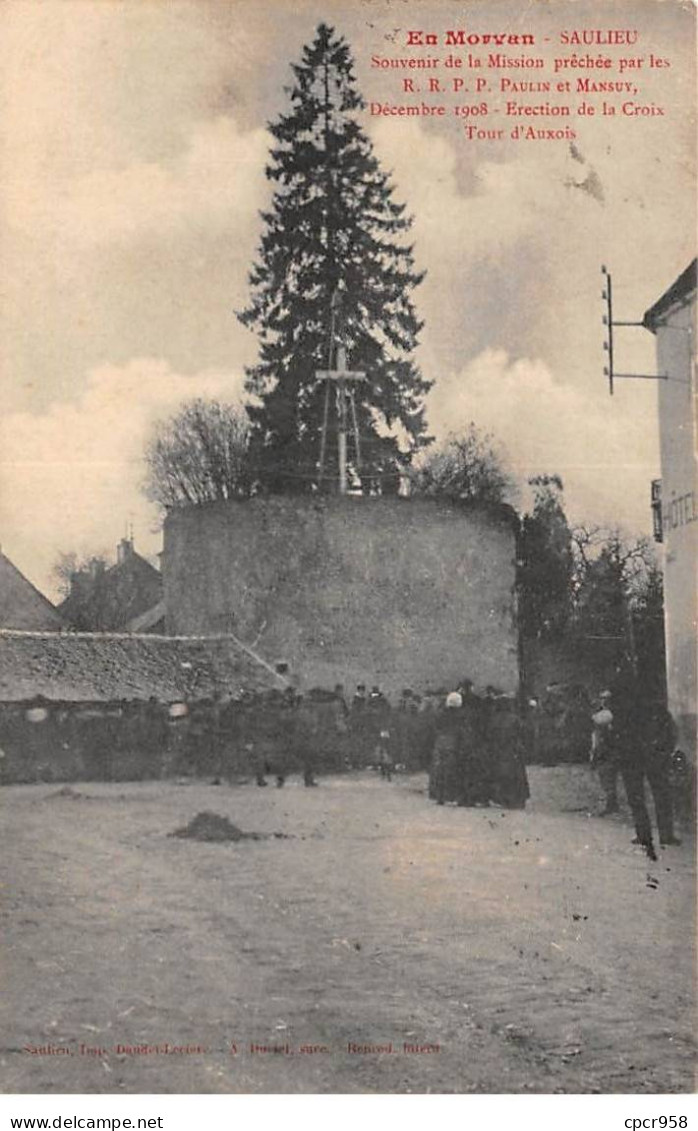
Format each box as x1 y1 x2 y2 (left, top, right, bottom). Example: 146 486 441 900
58 538 163 632
644 260 697 758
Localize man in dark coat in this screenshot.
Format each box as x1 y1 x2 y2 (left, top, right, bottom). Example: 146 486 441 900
293 692 321 786
641 700 680 846
609 667 680 860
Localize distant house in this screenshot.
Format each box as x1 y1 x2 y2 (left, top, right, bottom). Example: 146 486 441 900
0 550 64 631
58 538 163 632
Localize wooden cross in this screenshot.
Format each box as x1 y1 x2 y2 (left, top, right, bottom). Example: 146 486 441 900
315 345 365 494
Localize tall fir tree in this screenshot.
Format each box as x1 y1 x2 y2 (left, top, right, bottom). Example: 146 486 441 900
519 475 574 640
238 23 431 494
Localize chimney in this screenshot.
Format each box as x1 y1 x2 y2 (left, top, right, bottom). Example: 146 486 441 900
117 537 134 565
89 557 105 581
69 568 90 599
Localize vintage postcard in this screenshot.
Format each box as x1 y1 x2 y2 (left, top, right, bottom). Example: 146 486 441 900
0 0 695 1106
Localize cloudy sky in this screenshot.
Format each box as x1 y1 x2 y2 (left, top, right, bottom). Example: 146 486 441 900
0 0 695 597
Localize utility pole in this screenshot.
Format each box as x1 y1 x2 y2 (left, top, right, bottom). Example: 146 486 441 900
601 265 667 394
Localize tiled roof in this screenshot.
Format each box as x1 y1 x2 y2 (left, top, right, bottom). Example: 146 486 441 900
0 630 282 703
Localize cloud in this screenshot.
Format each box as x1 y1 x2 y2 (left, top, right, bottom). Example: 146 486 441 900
0 1 241 167
369 116 693 383
0 359 247 597
4 115 270 246
426 347 660 534
366 116 681 542
0 105 269 415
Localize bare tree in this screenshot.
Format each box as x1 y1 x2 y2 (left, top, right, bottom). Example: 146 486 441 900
409 424 514 506
52 550 110 599
570 525 663 683
143 399 253 509
519 475 574 640
571 525 655 604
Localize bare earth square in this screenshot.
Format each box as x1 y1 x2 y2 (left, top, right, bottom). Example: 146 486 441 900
2 769 694 1094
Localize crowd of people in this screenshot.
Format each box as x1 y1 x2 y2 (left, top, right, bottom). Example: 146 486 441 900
242 667 689 859
249 679 530 811
428 684 530 809
248 682 418 787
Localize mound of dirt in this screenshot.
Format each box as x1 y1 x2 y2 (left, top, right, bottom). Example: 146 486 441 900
46 785 88 801
170 811 264 843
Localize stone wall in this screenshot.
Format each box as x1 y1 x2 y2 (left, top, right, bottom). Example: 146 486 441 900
163 496 519 697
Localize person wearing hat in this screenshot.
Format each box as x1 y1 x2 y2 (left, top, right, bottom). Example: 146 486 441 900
590 689 620 816
352 683 367 711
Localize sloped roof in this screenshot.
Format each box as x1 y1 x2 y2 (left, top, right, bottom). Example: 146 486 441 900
643 259 697 332
0 553 64 631
125 599 166 634
0 630 283 703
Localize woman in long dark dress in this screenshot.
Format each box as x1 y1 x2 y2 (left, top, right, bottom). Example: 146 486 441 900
429 692 464 804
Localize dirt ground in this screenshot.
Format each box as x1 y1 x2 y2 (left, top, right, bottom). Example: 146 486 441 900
2 766 695 1094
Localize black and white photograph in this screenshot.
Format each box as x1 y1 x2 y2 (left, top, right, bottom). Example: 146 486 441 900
0 0 695 1112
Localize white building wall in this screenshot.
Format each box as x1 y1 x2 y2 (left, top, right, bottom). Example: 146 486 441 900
653 291 697 757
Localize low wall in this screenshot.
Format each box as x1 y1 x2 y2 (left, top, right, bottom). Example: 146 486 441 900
163 496 519 698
